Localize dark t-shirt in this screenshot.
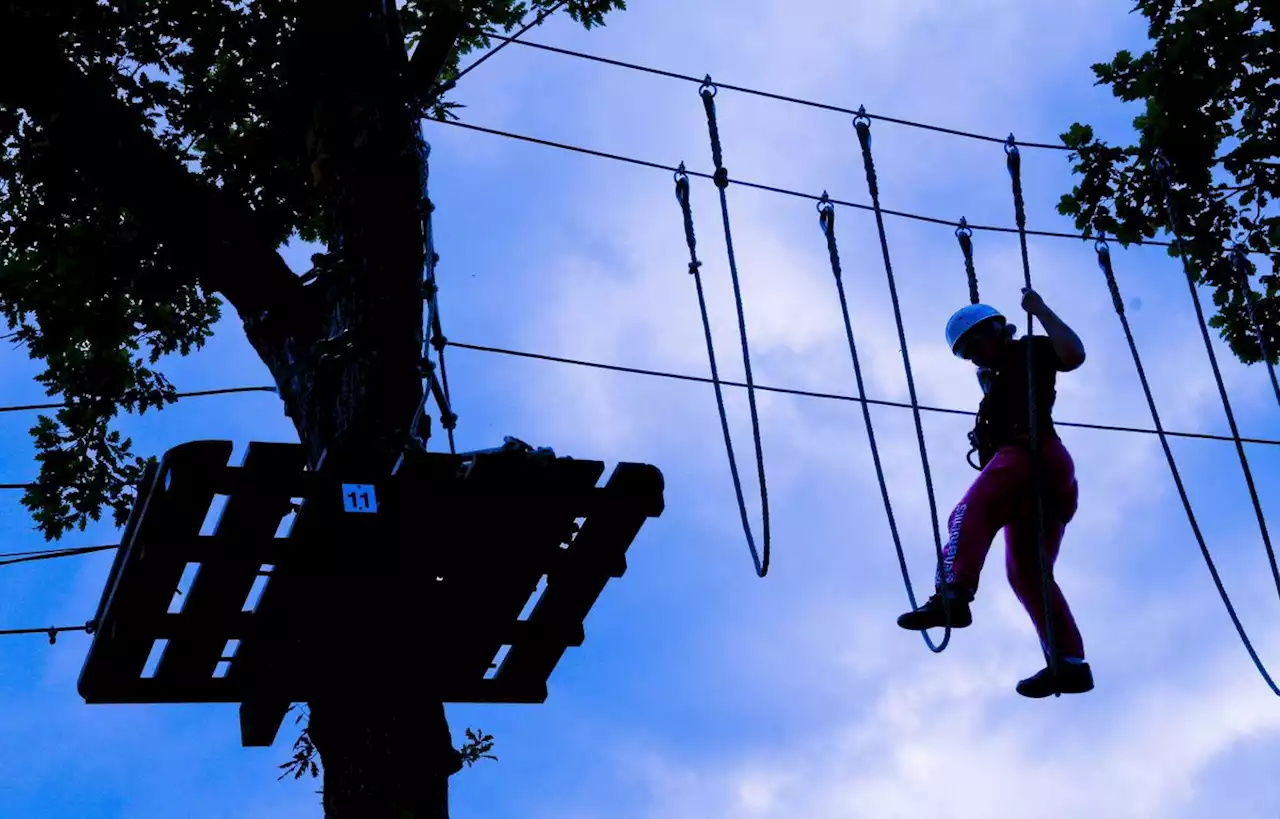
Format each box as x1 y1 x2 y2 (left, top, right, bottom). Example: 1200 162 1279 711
974 336 1064 456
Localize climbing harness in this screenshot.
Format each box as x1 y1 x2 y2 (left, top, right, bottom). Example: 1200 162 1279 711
818 193 950 652
674 82 771 578
955 219 989 472
1231 244 1280 409
851 108 953 645
413 139 458 455
1005 135 1060 688
1095 237 1279 695
1154 152 1280 612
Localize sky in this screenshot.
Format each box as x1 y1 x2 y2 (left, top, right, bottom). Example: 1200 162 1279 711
2 1 1280 817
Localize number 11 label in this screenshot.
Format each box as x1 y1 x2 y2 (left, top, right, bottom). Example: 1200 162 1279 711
342 483 378 514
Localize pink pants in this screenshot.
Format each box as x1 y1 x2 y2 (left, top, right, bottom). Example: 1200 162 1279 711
937 438 1085 660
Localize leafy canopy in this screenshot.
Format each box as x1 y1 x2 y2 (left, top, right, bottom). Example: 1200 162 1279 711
0 0 624 540
1058 0 1278 365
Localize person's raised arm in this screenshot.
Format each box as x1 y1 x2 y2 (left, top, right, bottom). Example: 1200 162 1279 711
1021 287 1085 371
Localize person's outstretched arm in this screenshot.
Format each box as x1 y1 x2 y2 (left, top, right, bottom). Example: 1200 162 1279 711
1022 287 1086 371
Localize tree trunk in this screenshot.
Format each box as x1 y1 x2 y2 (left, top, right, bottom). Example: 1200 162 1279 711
254 2 461 816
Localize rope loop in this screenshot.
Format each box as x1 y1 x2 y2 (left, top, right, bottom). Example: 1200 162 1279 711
1095 243 1280 695
691 86 772 577
1152 147 1280 669
850 114 952 652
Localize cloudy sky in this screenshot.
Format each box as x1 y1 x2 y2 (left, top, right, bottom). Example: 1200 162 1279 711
3 1 1280 817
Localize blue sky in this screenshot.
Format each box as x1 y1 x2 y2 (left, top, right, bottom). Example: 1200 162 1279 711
3 1 1280 816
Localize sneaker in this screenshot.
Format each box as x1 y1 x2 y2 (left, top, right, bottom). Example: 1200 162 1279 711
1016 661 1094 698
896 592 972 631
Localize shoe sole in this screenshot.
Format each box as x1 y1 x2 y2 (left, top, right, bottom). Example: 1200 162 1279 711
896 616 973 631
1017 677 1095 699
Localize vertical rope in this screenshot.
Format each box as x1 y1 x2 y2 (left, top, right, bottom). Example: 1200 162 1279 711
956 217 980 305
1005 135 1059 688
819 194 950 652
957 218 988 472
1154 152 1280 603
420 138 457 454
1231 245 1280 408
674 157 770 578
1096 238 1278 695
851 108 953 632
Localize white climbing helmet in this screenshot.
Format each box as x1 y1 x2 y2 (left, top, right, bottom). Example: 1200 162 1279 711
945 303 1005 357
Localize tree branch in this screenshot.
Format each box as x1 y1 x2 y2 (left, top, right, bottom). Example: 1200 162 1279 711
0 15 309 339
405 3 467 102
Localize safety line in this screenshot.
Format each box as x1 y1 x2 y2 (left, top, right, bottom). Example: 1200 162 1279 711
1006 136 1060 687
431 118 1188 247
462 28 1073 150
444 341 1280 447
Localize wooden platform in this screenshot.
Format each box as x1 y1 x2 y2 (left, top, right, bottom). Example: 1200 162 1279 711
77 439 664 747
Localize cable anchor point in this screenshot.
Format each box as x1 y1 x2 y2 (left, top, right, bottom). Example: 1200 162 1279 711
698 75 718 98
955 216 972 239
853 105 872 130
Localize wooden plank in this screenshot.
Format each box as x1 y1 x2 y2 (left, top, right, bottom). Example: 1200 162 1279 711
86 673 548 705
446 454 604 687
154 442 307 681
496 462 663 688
78 441 235 701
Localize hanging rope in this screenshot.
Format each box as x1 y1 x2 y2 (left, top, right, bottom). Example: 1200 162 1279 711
956 218 989 473
674 152 770 577
1231 244 1280 408
851 108 954 634
1095 238 1278 695
819 194 950 652
1005 135 1060 688
956 217 980 305
1154 152 1280 604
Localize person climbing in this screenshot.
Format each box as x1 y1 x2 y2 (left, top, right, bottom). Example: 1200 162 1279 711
897 287 1093 698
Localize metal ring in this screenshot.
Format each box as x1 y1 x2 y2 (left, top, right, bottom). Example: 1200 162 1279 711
853 105 872 129
955 217 972 239
1094 238 1109 254
1004 136 1019 156
816 193 834 215
673 162 689 184
699 76 718 97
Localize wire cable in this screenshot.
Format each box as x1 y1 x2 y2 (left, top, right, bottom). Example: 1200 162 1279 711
1095 238 1278 695
0 544 117 567
444 340 1280 447
463 29 1073 151
0 385 277 415
430 118 1189 247
452 2 566 86
0 623 92 644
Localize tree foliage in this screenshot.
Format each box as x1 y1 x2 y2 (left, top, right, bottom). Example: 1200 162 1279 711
1058 0 1278 365
0 0 624 541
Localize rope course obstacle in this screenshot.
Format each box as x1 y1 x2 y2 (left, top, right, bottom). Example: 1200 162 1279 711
1 33 1276 706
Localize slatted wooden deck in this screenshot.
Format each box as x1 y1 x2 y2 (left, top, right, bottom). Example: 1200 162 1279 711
78 439 664 747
